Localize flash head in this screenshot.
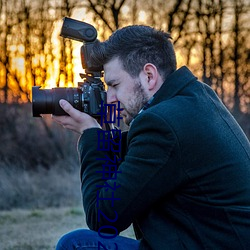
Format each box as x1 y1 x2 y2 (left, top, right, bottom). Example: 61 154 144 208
60 17 97 42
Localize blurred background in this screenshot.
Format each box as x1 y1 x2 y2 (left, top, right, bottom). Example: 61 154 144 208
0 0 249 211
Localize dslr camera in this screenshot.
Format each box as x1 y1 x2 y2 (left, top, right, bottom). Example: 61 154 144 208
32 17 106 117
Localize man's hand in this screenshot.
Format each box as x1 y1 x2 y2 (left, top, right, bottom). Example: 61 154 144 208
52 99 101 134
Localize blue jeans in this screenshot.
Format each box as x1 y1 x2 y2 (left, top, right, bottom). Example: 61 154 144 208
56 229 140 250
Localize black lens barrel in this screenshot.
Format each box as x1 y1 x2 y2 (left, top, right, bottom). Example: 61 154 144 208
32 86 81 117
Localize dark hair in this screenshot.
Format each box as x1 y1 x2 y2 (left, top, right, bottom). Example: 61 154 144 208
91 25 177 80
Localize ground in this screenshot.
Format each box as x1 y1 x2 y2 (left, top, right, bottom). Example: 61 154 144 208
0 207 135 250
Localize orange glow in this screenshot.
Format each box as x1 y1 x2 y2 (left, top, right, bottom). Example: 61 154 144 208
2 11 101 104
176 51 186 68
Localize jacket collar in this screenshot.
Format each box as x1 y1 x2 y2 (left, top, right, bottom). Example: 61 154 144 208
150 66 197 107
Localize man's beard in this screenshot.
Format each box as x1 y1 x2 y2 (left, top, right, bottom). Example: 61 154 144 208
122 80 150 125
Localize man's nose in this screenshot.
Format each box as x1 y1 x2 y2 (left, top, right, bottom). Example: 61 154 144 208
107 90 117 104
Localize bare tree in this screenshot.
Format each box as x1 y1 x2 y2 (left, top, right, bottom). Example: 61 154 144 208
0 0 9 102
83 0 126 36
168 0 249 114
0 0 31 102
55 0 79 87
230 0 249 116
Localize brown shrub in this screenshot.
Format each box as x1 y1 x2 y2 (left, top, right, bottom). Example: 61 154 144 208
0 103 81 210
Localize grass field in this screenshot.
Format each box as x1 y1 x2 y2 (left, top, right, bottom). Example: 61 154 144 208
0 206 135 250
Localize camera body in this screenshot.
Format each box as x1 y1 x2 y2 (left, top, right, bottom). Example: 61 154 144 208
32 17 106 117
32 79 106 118
76 79 106 116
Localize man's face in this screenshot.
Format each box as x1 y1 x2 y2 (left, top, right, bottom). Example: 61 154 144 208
104 57 150 125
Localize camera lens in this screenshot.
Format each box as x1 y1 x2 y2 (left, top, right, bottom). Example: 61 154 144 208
32 86 82 117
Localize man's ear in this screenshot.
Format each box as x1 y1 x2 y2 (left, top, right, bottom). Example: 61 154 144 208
143 63 159 91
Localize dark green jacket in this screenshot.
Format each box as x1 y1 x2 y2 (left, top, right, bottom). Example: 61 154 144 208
78 66 250 249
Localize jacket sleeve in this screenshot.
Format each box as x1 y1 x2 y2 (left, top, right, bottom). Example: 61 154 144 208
78 111 187 233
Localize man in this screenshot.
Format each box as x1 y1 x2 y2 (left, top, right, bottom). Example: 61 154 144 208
53 25 250 249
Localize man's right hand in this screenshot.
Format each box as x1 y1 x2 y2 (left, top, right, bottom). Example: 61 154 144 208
52 99 101 134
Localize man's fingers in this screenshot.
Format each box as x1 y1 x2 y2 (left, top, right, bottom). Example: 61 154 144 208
59 99 73 114
59 99 83 121
52 99 101 133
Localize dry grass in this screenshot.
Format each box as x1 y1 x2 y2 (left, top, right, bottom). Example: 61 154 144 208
0 206 135 250
0 163 82 210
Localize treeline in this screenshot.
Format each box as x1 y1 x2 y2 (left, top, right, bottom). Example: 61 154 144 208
0 0 249 115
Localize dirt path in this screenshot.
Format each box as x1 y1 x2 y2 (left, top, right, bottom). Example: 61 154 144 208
0 207 135 250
